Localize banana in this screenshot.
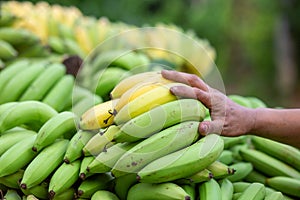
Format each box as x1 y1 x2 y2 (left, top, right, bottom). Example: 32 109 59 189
77 173 114 199
222 135 247 149
233 181 251 193
91 190 120 200
20 63 66 101
220 178 234 200
0 10 17 27
32 111 77 152
112 121 200 177
79 99 119 130
0 59 29 90
48 36 67 54
51 187 76 200
20 139 69 190
137 133 224 183
113 98 206 143
21 181 49 200
0 169 24 189
113 82 185 125
232 193 242 200
227 162 253 182
0 101 58 133
264 191 285 200
79 156 94 180
239 148 300 179
71 94 103 117
246 96 267 108
111 51 150 72
229 143 249 161
82 125 119 156
0 128 36 155
62 38 85 58
0 27 40 46
48 160 81 198
238 182 266 200
87 142 137 174
0 102 18 116
198 178 222 200
127 182 190 200
0 60 48 104
26 195 39 200
113 173 138 200
266 176 300 198
228 94 253 108
175 168 213 184
0 135 37 177
64 130 95 164
243 170 267 184
181 184 196 200
218 150 234 165
42 74 74 112
3 189 22 200
207 160 235 180
251 136 300 171
0 39 18 60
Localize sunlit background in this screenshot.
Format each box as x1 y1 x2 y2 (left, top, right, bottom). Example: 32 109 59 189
12 0 300 107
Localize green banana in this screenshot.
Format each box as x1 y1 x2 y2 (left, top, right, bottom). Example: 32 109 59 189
87 142 137 174
207 160 235 180
91 190 120 200
62 38 85 58
0 60 48 104
0 39 18 60
82 125 119 156
71 93 103 117
21 181 49 200
218 150 234 165
240 148 300 179
0 169 24 189
20 63 66 101
0 59 29 91
238 182 266 200
79 156 94 180
0 11 17 27
246 96 267 108
0 102 18 117
229 143 249 161
0 27 40 46
251 136 300 171
113 173 138 200
243 170 267 184
32 111 77 152
264 191 285 200
112 121 200 177
26 195 39 200
232 192 242 200
0 135 37 177
137 133 224 183
113 98 206 143
266 176 300 198
111 51 150 72
0 128 36 155
77 173 114 199
48 36 67 54
42 74 74 112
175 168 213 184
227 162 253 182
20 139 69 190
48 160 81 198
0 101 58 133
198 178 222 200
3 189 22 200
64 130 95 164
233 181 251 193
228 94 253 108
51 187 76 200
181 184 196 200
220 178 234 200
222 136 247 149
127 182 190 200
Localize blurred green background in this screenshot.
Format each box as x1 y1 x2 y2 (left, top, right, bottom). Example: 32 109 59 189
15 0 300 107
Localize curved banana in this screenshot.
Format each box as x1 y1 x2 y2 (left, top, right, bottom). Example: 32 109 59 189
227 162 253 182
198 179 222 200
91 190 120 200
238 182 266 200
113 98 206 143
113 173 138 200
220 178 234 200
0 169 24 189
137 133 224 183
0 39 18 60
266 176 300 198
79 156 94 180
0 101 58 133
175 168 213 184
0 27 40 46
79 99 119 130
207 160 235 180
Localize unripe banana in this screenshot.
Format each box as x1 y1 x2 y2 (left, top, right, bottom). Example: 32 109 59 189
207 160 235 180
243 170 267 184
127 182 190 200
246 96 267 108
79 156 94 180
64 130 95 164
20 139 69 190
0 27 40 46
91 190 120 200
174 168 213 184
227 162 253 182
228 94 253 108
21 181 49 200
0 169 24 189
42 74 74 112
264 191 285 200
113 173 138 200
48 160 81 198
0 128 36 155
0 60 48 104
220 178 234 200
238 182 266 200
20 63 66 101
32 111 77 152
113 98 206 143
112 121 200 177
266 176 300 198
3 189 22 200
0 39 18 60
240 148 300 179
77 173 114 199
79 99 119 130
198 178 222 200
233 181 251 193
0 101 58 133
222 135 247 149
51 187 76 200
87 142 137 174
137 133 224 183
0 135 37 177
181 184 196 200
251 136 300 171
0 102 18 116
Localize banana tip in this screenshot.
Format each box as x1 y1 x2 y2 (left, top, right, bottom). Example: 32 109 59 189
136 175 141 182
20 183 27 189
185 196 191 200
49 190 55 198
79 173 86 180
63 158 70 164
32 146 37 152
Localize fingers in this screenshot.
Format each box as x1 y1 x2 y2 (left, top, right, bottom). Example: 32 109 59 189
162 70 209 91
199 120 224 136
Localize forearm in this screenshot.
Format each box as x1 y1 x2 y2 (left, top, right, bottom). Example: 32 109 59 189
249 108 300 148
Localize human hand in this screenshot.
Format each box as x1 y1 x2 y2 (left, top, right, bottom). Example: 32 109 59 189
161 70 256 137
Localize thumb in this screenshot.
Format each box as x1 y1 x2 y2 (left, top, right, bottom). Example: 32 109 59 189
199 120 223 136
